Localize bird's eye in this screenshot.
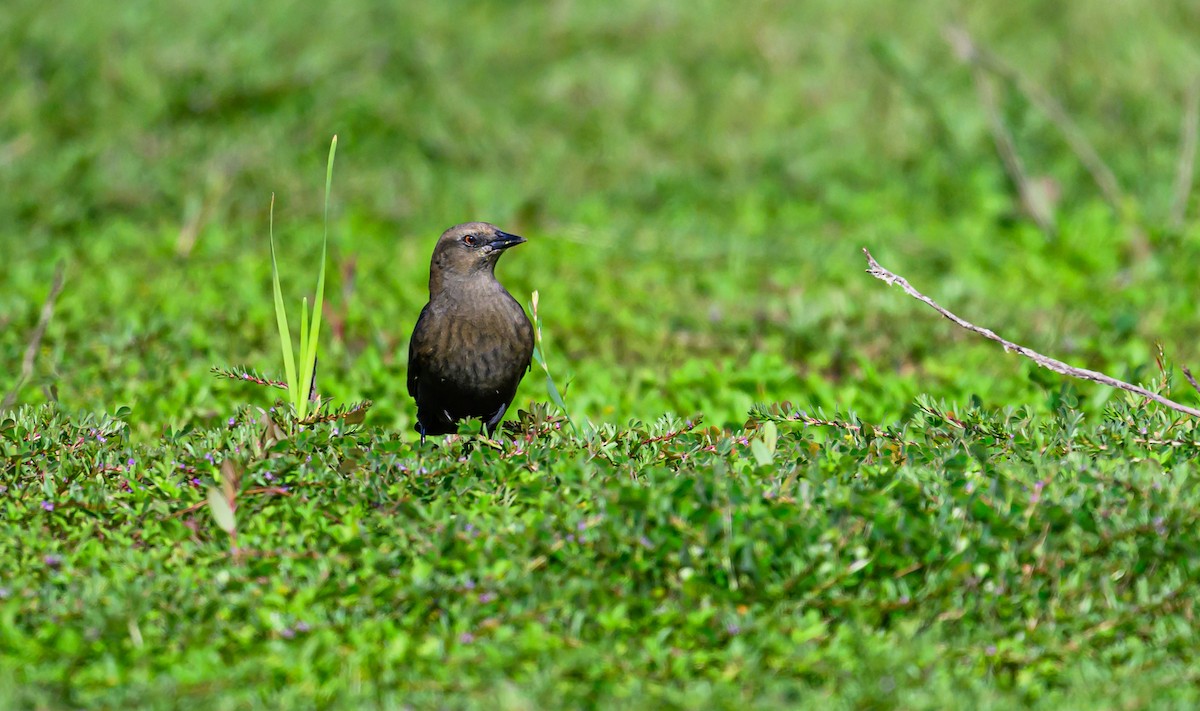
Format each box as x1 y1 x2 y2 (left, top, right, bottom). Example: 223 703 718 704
463 234 478 247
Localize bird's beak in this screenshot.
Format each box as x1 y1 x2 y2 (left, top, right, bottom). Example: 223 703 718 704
487 231 526 251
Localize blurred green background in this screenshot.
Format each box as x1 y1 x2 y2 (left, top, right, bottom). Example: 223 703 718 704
5 3 1200 708
3 0 1200 436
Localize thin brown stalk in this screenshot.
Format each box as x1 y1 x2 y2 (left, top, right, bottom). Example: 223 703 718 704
1171 79 1200 230
945 25 1125 210
2 263 66 412
1182 366 1200 397
979 70 1057 236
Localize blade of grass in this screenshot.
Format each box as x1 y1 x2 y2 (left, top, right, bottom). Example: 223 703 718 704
530 290 576 433
300 135 336 413
299 296 310 419
268 193 299 409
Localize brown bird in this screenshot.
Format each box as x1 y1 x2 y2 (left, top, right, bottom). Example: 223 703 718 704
407 222 534 442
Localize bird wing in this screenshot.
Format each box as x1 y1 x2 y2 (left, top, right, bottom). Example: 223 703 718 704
407 303 433 398
523 311 535 373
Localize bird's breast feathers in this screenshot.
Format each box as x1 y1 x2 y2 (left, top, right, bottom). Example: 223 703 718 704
413 300 532 389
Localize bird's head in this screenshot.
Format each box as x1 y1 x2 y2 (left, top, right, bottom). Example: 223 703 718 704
429 222 526 291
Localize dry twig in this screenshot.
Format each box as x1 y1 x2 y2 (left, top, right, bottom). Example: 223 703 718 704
1182 366 1200 398
946 27 1055 237
978 71 1057 236
862 248 1200 419
945 25 1126 211
2 263 66 412
1171 79 1200 230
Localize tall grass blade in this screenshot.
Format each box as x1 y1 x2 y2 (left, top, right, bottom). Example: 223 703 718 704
298 296 311 418
268 193 299 409
301 136 336 413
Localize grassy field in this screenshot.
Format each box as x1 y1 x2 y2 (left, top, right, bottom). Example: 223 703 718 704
3 0 1200 708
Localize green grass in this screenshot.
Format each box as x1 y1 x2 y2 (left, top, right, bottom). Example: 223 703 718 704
3 0 1200 708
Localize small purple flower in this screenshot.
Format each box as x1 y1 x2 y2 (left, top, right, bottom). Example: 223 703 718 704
566 534 576 543
280 627 295 639
228 417 236 427
725 623 741 635
127 458 135 467
205 452 214 463
459 632 475 644
44 555 62 568
264 472 275 481
479 592 496 604
464 578 476 590
1029 479 1046 505
296 621 310 633
638 536 653 548
41 501 54 512
985 644 998 656
191 478 201 487
577 521 587 532
332 427 339 436
97 435 107 443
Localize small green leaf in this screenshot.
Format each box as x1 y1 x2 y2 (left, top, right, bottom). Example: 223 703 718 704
762 421 778 455
751 439 773 467
207 487 236 534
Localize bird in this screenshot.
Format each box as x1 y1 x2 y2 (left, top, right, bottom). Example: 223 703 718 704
407 222 535 443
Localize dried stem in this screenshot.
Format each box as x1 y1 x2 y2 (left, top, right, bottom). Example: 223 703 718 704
1182 366 1200 398
945 25 1125 210
862 248 1200 419
979 67 1056 236
2 263 65 412
1171 79 1200 230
